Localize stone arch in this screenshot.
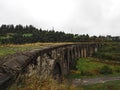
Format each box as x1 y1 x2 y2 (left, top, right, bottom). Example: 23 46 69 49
69 49 74 69
53 62 62 80
64 49 69 66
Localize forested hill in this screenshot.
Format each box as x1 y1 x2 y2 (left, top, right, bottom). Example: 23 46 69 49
0 24 119 44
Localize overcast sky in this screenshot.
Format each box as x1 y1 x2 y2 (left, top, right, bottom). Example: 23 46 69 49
0 0 120 36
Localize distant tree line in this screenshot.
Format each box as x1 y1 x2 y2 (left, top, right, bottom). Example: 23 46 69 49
0 24 119 44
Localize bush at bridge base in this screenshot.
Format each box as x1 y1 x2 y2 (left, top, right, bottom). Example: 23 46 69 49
99 65 113 75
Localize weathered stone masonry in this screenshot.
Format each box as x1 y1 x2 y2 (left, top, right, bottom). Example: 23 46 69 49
0 43 102 89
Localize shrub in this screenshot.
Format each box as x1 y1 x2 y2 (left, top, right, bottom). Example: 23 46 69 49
115 66 120 73
81 70 93 76
99 65 113 75
8 75 78 90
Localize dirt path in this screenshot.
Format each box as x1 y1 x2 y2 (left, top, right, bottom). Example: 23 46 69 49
72 76 120 86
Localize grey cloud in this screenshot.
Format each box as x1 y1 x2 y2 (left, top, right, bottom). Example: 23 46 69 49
0 0 120 36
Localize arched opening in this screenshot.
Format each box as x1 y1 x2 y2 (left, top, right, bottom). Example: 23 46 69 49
53 62 62 80
64 50 68 69
69 50 74 69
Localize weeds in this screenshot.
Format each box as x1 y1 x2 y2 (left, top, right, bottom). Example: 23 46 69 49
8 75 78 90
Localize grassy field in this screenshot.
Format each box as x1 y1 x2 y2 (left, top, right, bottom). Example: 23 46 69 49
67 58 120 78
0 42 67 58
81 80 120 90
94 42 120 61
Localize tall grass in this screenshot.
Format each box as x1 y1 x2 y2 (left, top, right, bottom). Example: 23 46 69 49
82 80 120 90
8 75 79 90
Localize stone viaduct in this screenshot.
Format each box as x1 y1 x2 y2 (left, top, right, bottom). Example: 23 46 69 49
0 43 102 89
